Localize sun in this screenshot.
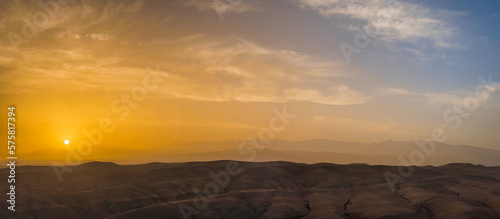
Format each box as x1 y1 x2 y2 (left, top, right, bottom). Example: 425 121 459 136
64 139 69 145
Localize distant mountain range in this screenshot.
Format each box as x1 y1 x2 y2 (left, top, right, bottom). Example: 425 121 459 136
19 139 500 166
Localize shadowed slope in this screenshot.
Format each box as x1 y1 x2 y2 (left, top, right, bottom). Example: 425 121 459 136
1 161 500 218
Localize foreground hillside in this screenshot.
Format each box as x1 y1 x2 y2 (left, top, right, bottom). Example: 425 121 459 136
1 161 500 218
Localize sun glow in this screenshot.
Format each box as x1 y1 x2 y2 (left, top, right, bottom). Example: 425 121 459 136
64 139 69 145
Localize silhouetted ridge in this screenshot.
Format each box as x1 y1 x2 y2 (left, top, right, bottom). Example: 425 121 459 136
75 161 121 169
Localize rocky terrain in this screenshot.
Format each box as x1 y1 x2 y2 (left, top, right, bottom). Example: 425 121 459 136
2 161 500 218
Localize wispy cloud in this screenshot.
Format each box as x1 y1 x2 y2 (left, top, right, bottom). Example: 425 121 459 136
88 33 113 41
149 35 370 105
293 0 467 56
0 25 370 105
183 0 263 17
380 85 500 107
314 115 419 136
285 85 370 105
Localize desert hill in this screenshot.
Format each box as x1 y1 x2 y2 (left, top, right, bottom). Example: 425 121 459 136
1 161 500 218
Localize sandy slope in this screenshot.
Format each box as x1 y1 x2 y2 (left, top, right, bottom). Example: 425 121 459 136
1 161 500 218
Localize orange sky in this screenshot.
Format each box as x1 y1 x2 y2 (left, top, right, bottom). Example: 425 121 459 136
0 0 499 156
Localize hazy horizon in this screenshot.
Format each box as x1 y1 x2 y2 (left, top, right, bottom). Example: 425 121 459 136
14 139 500 167
17 138 500 154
